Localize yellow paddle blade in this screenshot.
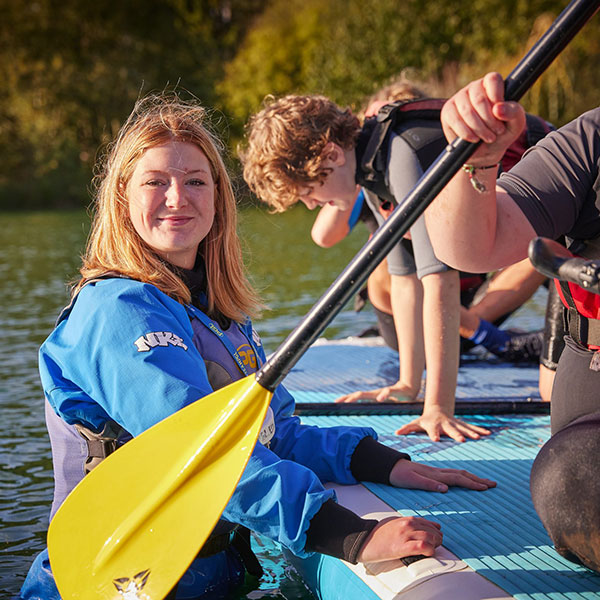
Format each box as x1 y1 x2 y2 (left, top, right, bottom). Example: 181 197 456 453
48 376 272 599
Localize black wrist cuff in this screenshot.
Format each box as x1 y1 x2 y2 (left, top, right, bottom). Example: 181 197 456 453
350 436 410 484
305 499 378 564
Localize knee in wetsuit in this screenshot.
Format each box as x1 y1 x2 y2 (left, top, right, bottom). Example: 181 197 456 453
541 284 566 371
530 412 600 572
372 305 398 351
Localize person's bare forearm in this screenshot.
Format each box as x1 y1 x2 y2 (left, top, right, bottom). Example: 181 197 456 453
469 258 546 322
311 204 352 247
395 271 492 442
421 270 460 413
390 274 425 397
427 72 536 272
428 176 536 272
426 171 499 270
460 257 546 337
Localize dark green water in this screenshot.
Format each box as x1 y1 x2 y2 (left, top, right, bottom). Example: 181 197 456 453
0 206 374 598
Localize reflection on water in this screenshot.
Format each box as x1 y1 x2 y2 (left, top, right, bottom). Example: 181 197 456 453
1 212 88 597
0 206 376 598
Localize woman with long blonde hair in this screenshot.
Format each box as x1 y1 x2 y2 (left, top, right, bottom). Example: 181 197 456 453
78 94 260 321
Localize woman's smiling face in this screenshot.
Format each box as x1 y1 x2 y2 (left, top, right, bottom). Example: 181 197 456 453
127 140 216 269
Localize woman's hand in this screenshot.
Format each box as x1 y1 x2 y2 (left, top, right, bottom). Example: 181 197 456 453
356 516 442 563
441 72 526 166
335 381 418 403
389 459 496 492
395 409 491 443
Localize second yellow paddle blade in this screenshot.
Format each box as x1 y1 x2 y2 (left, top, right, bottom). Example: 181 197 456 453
48 376 272 599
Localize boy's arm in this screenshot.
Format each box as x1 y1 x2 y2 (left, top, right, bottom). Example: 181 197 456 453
335 272 425 403
395 270 491 442
311 188 365 247
311 203 353 247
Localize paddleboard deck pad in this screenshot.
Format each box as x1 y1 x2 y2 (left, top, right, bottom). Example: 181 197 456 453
287 340 547 414
281 339 600 599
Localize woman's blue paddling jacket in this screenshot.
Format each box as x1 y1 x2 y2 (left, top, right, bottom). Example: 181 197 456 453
21 277 377 598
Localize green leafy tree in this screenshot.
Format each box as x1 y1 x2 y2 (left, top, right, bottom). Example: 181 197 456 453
0 0 263 209
220 0 599 129
218 0 329 126
2 0 598 209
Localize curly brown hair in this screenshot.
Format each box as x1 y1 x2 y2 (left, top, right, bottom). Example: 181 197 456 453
240 95 360 212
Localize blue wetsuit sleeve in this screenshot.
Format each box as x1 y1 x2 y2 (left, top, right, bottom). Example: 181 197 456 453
39 280 214 436
248 332 378 484
219 333 361 557
264 383 377 484
222 441 335 557
347 189 365 231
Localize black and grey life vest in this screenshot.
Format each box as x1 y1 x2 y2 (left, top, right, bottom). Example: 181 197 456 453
355 97 554 212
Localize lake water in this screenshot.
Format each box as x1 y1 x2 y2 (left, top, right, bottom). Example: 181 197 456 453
0 207 546 598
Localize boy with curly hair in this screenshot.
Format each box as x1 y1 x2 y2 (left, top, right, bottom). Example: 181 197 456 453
241 93 490 443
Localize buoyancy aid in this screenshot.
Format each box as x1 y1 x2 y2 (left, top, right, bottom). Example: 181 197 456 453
355 97 555 217
355 98 448 211
44 278 267 574
555 237 600 348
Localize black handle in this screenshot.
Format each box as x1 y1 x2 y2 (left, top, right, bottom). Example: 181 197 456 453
257 0 600 392
528 237 600 293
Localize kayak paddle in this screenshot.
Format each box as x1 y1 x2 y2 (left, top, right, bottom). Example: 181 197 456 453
48 0 599 597
48 377 269 599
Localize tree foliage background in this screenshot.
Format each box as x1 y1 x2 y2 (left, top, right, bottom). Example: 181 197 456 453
1 0 598 209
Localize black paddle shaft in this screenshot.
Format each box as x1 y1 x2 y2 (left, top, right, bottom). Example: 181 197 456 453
257 0 600 392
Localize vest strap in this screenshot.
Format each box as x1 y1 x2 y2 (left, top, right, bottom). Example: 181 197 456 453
355 98 446 205
566 310 600 347
74 420 126 474
187 306 260 377
559 239 600 347
560 280 600 346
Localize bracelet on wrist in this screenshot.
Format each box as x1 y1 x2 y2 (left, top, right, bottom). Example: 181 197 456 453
461 162 500 194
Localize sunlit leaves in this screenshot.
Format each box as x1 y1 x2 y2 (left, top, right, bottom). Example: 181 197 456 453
219 0 599 127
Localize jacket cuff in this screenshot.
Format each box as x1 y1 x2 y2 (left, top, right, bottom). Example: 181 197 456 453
350 435 410 484
305 499 378 564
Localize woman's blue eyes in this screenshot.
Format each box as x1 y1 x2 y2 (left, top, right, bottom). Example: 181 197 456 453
144 179 205 187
